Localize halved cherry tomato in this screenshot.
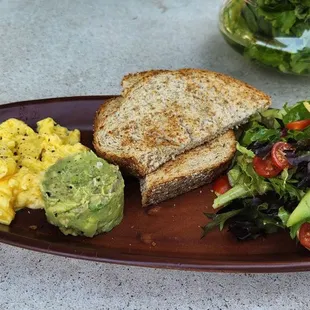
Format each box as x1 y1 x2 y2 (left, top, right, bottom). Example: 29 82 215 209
298 223 310 250
212 175 231 194
253 156 282 178
286 119 310 131
271 142 294 170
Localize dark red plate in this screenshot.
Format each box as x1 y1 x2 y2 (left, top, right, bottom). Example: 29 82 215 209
1 96 310 273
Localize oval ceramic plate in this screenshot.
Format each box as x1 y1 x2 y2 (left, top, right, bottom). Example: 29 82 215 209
1 96 310 273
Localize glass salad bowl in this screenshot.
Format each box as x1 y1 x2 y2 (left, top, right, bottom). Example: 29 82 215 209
219 0 310 75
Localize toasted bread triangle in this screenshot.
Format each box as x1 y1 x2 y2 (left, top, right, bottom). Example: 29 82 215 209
94 69 270 177
140 130 236 206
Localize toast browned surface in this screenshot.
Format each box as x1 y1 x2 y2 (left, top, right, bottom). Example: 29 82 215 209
93 97 123 132
93 97 147 176
140 130 236 206
121 69 169 96
93 69 271 177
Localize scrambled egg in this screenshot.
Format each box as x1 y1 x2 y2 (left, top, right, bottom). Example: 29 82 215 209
0 118 87 225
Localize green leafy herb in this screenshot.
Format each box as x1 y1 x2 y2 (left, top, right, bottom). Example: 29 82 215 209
213 150 271 209
236 142 255 158
201 209 243 237
283 100 310 124
257 109 285 128
203 197 286 241
213 184 252 209
241 121 281 146
287 190 310 227
289 223 301 239
269 178 304 200
278 206 291 226
256 0 294 11
286 126 310 140
221 0 310 75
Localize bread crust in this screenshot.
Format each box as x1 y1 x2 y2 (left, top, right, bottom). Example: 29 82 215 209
93 97 120 132
121 69 169 96
123 68 270 106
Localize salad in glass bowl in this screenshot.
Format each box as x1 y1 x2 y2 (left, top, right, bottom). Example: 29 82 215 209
219 0 310 75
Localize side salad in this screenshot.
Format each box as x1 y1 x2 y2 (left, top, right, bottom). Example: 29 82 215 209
220 0 310 75
202 100 310 250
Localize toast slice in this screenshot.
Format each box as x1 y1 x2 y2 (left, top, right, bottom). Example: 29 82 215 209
121 69 168 96
93 69 271 177
140 130 236 206
94 97 124 132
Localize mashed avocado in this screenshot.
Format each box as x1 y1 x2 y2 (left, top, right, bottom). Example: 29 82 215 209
41 151 124 237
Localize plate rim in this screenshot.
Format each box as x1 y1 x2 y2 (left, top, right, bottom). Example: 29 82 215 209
2 232 310 273
0 95 116 107
1 96 310 273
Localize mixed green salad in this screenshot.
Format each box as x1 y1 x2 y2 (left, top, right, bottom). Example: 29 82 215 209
202 100 310 249
220 0 310 75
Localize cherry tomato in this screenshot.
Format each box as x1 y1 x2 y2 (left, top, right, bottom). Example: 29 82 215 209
286 119 310 131
253 156 282 178
298 223 310 250
212 175 231 194
271 142 294 170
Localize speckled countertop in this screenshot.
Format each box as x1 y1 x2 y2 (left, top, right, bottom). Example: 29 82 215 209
0 1 310 309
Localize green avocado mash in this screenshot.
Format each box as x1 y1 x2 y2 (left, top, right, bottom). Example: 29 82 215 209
41 151 124 237
220 0 310 75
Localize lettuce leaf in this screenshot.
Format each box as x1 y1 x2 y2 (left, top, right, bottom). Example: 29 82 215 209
269 178 305 200
236 1 310 74
213 145 271 209
283 100 310 124
290 0 310 7
290 47 310 74
278 206 290 226
286 126 310 140
214 137 303 209
248 109 284 139
236 143 255 158
256 0 294 11
240 121 281 146
201 209 243 237
257 8 297 36
213 185 252 209
204 196 287 241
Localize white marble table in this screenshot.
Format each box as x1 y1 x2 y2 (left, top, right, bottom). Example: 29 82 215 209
0 1 310 309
